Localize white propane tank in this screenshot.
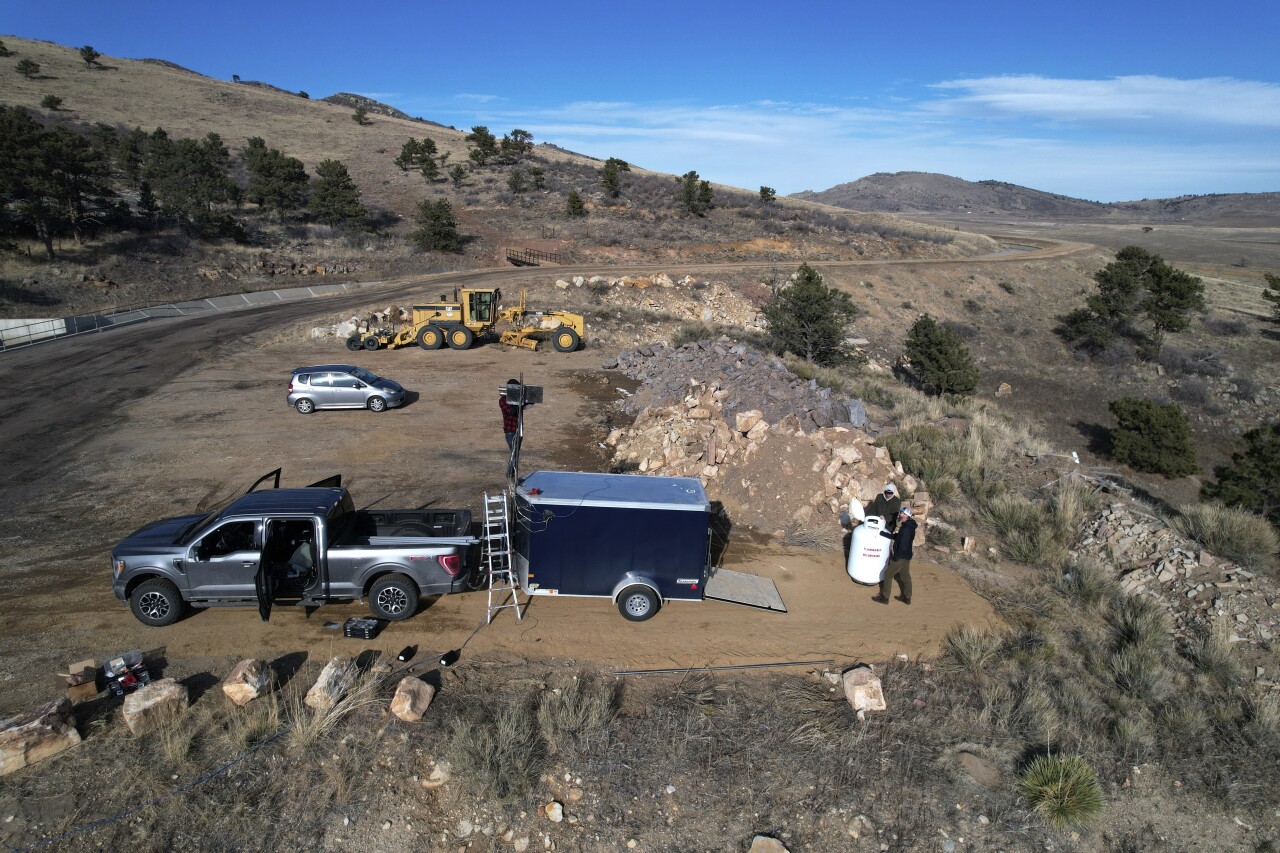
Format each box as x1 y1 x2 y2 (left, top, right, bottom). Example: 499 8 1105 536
846 498 892 584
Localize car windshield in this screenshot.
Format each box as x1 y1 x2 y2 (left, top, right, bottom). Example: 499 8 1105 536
349 367 378 384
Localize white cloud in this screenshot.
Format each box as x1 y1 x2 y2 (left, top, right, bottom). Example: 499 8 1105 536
927 75 1280 129
420 76 1280 201
455 93 501 103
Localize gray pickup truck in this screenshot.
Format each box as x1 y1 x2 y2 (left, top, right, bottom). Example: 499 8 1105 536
111 473 477 626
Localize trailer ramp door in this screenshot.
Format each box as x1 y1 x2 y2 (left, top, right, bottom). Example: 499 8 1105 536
703 568 787 613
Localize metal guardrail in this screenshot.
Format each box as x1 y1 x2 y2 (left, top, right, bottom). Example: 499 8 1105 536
505 247 565 267
0 281 381 354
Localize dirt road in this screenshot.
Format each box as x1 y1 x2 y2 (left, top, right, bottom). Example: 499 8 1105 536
0 258 1019 714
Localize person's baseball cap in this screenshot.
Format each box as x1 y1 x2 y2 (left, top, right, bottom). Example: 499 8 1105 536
900 506 913 517
883 483 898 496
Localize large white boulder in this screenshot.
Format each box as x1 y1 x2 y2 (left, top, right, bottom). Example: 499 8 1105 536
390 676 436 722
842 666 886 713
122 679 189 734
222 659 274 707
305 658 355 711
0 699 81 775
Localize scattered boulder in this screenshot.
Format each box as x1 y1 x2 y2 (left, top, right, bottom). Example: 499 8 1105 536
0 698 81 775
390 676 436 722
221 658 274 707
748 836 790 853
544 801 564 822
122 679 189 734
842 666 886 713
306 658 356 711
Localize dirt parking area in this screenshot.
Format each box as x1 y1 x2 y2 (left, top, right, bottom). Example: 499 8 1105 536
0 310 994 718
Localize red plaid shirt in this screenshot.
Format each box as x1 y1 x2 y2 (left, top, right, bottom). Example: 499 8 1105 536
499 397 519 433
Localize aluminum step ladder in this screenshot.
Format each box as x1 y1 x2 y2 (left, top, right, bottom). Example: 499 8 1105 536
482 491 523 624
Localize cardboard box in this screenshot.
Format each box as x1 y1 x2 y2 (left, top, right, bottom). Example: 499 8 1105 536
63 659 98 702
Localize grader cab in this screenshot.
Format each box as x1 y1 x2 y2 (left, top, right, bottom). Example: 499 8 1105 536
346 287 584 353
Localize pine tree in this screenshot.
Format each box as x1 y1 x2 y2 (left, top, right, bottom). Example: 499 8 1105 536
244 145 309 220
601 158 630 198
79 45 101 67
904 314 980 396
40 95 62 110
759 186 776 203
762 263 859 365
1108 398 1198 477
411 198 460 252
309 159 367 227
565 190 587 217
1202 421 1280 526
1262 272 1280 321
16 59 40 79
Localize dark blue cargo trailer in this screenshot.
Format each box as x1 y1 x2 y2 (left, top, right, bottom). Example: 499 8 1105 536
512 471 786 621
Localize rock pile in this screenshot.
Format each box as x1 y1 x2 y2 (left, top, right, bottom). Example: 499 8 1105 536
1072 502 1279 681
560 272 766 332
604 341 929 537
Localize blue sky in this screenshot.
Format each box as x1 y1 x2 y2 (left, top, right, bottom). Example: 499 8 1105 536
7 0 1279 201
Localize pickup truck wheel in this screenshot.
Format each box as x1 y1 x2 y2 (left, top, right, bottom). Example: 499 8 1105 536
416 326 444 350
552 327 581 353
130 578 183 627
367 396 387 413
369 574 419 621
295 398 315 414
345 336 363 352
617 585 659 622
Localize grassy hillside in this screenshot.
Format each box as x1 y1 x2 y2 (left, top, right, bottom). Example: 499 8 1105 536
0 36 993 316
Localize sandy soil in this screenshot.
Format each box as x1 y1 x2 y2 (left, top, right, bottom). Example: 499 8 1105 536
0 325 993 716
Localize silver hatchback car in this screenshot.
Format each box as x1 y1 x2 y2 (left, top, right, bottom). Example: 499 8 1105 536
287 365 407 414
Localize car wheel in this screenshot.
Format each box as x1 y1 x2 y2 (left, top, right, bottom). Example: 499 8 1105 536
130 578 183 627
345 336 363 352
369 574 419 621
447 326 474 350
552 327 581 353
295 398 315 414
416 326 444 350
363 335 381 351
617 584 659 622
367 395 387 413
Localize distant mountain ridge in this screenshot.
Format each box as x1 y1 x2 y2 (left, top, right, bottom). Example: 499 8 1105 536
792 172 1280 226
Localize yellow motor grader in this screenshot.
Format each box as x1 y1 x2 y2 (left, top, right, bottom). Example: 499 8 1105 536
346 288 584 353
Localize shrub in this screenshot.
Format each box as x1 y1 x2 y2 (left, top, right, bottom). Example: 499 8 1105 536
943 624 1003 672
536 673 618 760
1055 559 1119 608
1202 315 1249 336
1018 754 1104 828
1107 595 1170 652
448 699 545 801
1187 619 1241 686
1107 398 1198 477
1169 502 1278 571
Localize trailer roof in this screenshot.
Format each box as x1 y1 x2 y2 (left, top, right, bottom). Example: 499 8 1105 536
518 471 709 512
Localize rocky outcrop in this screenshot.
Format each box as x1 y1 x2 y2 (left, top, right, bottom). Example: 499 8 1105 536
605 341 929 536
1072 503 1279 676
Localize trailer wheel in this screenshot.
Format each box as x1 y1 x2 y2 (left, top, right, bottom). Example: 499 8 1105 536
617 585 659 622
363 335 381 351
130 578 184 627
416 326 444 350
345 336 363 352
552 327 581 353
369 574 419 621
447 326 475 350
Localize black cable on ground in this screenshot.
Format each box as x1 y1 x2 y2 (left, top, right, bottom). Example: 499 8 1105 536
612 659 836 677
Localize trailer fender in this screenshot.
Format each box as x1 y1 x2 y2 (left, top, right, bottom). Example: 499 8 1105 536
610 573 661 603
